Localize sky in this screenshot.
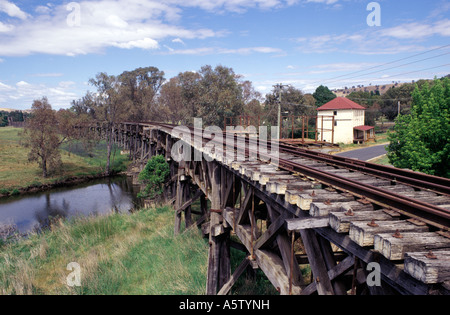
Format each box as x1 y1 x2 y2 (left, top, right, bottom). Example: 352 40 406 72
0 0 449 110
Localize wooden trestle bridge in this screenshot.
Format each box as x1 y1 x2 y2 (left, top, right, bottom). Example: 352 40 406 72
111 121 450 295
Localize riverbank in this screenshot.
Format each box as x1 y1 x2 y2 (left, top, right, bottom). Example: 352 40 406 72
0 205 210 295
0 127 130 198
0 203 277 295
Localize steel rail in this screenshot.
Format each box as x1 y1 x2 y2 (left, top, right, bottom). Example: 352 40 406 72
276 157 450 230
119 122 450 229
276 144 450 196
146 120 450 195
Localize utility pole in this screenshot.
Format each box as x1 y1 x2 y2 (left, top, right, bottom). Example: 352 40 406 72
273 83 289 140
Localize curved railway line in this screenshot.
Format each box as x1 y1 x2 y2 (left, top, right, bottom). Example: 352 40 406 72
112 121 450 295
148 121 450 230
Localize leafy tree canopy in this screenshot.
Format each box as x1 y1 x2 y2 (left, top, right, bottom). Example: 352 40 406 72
387 77 450 178
313 85 336 107
22 98 64 177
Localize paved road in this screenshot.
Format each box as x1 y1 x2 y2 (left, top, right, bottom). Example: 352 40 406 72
335 144 388 161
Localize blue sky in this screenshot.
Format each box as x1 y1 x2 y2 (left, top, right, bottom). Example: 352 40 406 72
0 0 449 110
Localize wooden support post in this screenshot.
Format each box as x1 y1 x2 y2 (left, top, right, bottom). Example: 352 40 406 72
218 257 250 295
174 179 182 236
266 204 304 289
299 229 335 295
318 236 347 295
206 162 231 295
206 161 220 293
174 164 185 236
184 183 193 229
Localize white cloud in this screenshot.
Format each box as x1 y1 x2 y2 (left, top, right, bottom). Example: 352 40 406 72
163 44 174 52
0 80 80 110
294 18 450 56
0 0 29 20
0 0 219 57
105 15 129 28
294 33 366 54
162 46 283 55
113 38 160 50
16 81 30 87
310 62 377 73
0 21 14 32
30 73 64 78
172 38 186 45
0 81 13 90
0 0 331 57
381 20 450 39
166 0 300 13
35 5 52 14
304 0 339 4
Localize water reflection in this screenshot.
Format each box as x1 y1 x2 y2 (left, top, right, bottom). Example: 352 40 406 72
0 176 141 234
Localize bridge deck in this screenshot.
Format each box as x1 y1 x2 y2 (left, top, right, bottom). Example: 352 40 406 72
113 122 450 295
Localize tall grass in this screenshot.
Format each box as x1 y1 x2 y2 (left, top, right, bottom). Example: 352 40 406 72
0 203 279 295
0 206 209 295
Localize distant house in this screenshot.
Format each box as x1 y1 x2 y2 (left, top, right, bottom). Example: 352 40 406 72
316 97 375 144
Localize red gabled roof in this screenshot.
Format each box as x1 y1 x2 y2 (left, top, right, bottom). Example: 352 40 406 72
354 125 374 131
317 97 366 111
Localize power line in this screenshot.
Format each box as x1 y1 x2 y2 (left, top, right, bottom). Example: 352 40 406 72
385 63 450 78
313 43 450 86
323 51 450 86
325 63 450 91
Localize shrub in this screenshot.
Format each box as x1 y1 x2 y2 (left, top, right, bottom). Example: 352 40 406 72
137 155 170 199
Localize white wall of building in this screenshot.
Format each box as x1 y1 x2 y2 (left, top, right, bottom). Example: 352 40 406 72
317 109 365 144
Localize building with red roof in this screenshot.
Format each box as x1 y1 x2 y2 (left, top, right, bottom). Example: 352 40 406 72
317 97 375 144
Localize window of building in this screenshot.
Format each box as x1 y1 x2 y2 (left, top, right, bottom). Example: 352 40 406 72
333 111 337 116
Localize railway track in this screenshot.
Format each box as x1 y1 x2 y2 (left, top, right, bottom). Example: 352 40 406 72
119 121 450 289
136 121 450 230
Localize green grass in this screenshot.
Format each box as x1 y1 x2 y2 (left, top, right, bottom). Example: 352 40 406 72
0 204 278 295
61 140 130 175
0 201 280 295
370 154 392 166
0 127 130 192
0 206 210 295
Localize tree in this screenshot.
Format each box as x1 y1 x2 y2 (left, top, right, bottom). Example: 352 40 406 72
88 72 127 175
313 85 336 107
264 85 309 125
196 65 244 128
118 67 165 122
241 80 264 117
380 84 415 120
177 70 202 123
157 77 186 124
347 91 382 126
23 98 64 177
0 112 8 127
165 66 245 127
387 78 450 178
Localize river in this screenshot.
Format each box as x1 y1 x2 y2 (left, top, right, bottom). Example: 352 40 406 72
0 176 141 235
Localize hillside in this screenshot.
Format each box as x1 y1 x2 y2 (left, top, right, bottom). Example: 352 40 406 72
0 108 15 112
0 108 32 114
332 82 408 97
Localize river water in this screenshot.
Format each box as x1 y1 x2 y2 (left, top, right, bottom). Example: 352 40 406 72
0 176 141 235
